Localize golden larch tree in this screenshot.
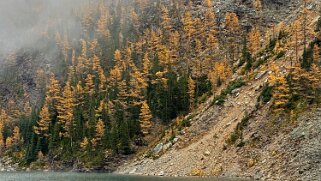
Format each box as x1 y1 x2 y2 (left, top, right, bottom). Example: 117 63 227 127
147 29 159 53
271 76 290 112
182 10 195 53
249 27 261 55
94 119 105 143
313 44 320 64
143 53 151 76
0 118 4 149
95 100 106 120
92 55 101 72
84 74 95 96
253 0 262 12
96 8 110 40
169 31 180 66
46 74 61 108
157 44 170 70
57 81 76 140
224 12 240 62
292 20 301 63
5 137 13 149
80 39 88 59
118 80 129 107
225 12 240 33
208 62 232 94
80 137 89 151
34 103 51 137
35 68 46 93
269 64 290 112
109 66 122 85
139 101 153 136
12 126 21 146
291 65 320 101
0 109 8 148
62 33 70 62
130 70 147 102
114 49 125 70
204 0 218 50
188 76 196 110
160 4 172 36
131 10 140 35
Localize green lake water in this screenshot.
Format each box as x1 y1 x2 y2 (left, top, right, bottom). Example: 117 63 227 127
0 172 250 181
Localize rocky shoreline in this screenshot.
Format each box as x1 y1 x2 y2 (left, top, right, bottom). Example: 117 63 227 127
0 156 18 172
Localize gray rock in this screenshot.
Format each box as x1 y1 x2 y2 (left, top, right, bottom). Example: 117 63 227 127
307 4 314 10
4 160 12 165
172 137 179 143
129 168 137 174
255 71 267 80
204 150 211 156
163 142 172 151
231 88 241 95
254 173 263 180
158 171 164 176
153 143 163 155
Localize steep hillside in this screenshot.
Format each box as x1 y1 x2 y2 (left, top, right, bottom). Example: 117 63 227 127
118 0 321 180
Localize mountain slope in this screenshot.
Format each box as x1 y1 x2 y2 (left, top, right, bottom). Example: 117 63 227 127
0 0 321 179
117 1 321 180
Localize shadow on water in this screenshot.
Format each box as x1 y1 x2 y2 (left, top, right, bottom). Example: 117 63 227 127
0 172 251 181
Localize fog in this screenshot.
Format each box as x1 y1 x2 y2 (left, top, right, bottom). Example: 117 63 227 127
0 0 90 58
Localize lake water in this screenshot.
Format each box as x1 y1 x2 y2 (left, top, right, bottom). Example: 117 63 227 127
0 172 249 181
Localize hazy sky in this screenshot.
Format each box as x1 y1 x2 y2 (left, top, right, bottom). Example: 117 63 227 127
0 0 88 56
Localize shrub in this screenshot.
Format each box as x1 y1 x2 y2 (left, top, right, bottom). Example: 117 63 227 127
278 30 288 40
196 75 212 97
267 38 277 52
316 17 321 32
257 83 273 104
226 132 238 145
180 118 191 128
226 112 251 147
276 51 285 59
238 112 250 129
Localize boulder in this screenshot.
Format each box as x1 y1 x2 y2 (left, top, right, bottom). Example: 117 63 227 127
158 171 164 176
172 137 179 143
231 88 241 95
153 143 163 155
255 71 268 80
254 172 263 180
204 150 211 156
129 168 137 174
163 142 172 151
